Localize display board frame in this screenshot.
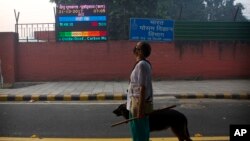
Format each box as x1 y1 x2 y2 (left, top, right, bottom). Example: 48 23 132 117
56 3 107 42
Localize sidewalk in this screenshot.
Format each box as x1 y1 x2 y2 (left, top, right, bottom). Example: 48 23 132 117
0 80 250 101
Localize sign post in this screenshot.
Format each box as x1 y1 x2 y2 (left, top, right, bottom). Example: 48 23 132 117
130 18 174 42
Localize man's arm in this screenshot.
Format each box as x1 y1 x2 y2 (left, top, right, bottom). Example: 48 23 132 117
138 85 146 118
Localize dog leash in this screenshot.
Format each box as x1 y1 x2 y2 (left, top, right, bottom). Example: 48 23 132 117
111 105 177 127
111 117 138 127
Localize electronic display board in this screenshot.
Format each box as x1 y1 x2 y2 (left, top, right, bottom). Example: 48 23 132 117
130 18 174 42
56 3 107 42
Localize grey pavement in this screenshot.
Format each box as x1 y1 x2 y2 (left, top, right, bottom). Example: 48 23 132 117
0 80 250 97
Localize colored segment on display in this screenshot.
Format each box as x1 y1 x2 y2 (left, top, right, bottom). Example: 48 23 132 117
59 16 106 22
59 31 107 37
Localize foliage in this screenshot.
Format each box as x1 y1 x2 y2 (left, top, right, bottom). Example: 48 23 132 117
157 0 247 21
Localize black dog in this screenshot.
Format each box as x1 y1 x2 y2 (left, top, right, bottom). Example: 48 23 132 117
113 104 192 141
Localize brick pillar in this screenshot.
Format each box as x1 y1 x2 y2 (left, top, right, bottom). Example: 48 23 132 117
0 32 18 88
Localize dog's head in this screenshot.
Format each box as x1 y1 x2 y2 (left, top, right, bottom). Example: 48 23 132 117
113 103 129 119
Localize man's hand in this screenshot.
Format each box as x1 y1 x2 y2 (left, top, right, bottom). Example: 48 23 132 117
138 112 145 119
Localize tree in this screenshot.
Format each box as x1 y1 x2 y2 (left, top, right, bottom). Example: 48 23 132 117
156 0 247 21
204 0 246 21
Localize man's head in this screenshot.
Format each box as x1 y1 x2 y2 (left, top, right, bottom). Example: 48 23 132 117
133 41 151 58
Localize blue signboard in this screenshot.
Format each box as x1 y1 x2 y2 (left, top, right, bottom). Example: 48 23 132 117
130 18 174 41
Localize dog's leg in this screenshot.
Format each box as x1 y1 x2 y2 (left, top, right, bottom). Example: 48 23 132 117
171 126 185 141
184 123 192 141
172 124 192 141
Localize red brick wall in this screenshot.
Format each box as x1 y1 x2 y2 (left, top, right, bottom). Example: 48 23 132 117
16 41 250 81
1 32 249 82
151 41 250 79
34 31 55 41
17 41 136 81
0 32 18 86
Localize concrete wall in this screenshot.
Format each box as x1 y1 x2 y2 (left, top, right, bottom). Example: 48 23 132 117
1 32 250 84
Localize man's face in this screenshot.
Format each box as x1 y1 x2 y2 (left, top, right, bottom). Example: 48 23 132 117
133 42 142 56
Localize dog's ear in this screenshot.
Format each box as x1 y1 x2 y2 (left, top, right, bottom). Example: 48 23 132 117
118 103 126 109
121 103 126 108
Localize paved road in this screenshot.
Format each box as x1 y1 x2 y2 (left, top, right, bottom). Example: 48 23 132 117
0 98 249 139
0 137 230 141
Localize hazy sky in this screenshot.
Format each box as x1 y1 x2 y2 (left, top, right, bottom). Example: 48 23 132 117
0 0 249 32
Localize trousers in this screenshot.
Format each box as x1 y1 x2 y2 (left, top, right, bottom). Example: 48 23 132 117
129 112 150 141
